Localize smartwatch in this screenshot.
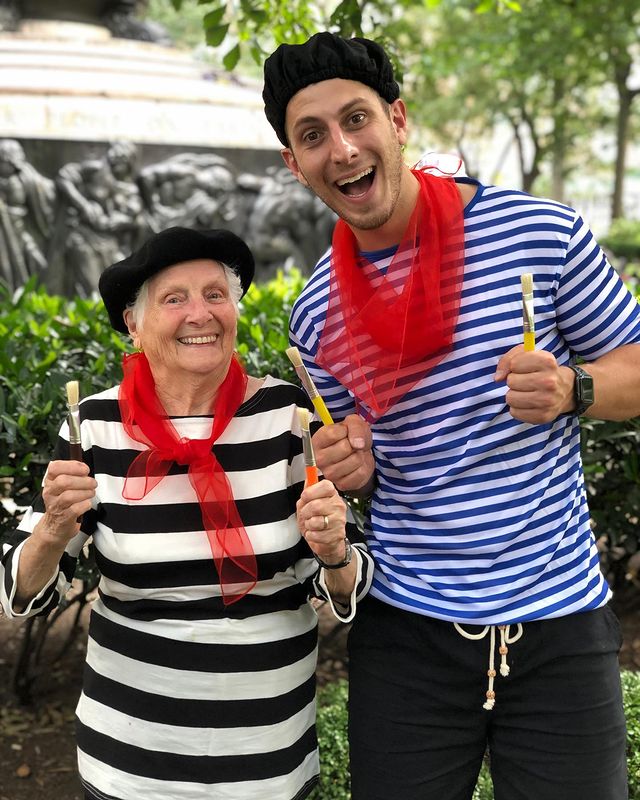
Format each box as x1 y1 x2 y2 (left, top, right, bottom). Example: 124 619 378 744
569 365 594 416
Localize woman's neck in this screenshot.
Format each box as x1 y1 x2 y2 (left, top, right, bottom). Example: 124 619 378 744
154 372 265 416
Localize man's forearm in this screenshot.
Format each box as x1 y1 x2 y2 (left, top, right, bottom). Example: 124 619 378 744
580 343 640 421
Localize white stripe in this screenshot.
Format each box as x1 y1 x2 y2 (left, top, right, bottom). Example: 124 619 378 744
92 597 317 645
78 749 319 800
85 636 317 701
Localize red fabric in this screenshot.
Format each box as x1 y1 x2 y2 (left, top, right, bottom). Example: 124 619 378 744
118 352 257 605
316 170 465 420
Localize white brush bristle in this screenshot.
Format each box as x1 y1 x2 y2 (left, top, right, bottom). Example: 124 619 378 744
521 273 533 295
296 406 310 432
286 346 303 368
66 380 79 406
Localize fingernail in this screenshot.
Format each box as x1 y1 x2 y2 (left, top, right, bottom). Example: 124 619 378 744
351 437 365 449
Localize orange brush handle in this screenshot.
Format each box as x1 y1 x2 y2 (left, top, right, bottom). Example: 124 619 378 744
305 465 319 485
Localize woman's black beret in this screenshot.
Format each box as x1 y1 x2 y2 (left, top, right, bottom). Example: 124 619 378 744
98 227 255 334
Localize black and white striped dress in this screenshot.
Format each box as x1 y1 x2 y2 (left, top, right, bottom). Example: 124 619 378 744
1 377 371 800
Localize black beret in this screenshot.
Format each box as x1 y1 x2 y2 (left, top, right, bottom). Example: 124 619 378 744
263 32 400 146
99 226 255 334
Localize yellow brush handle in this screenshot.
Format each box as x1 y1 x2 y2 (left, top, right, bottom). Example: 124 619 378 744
523 331 535 352
312 396 334 426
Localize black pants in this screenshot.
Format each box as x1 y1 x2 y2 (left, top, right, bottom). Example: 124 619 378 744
348 598 627 800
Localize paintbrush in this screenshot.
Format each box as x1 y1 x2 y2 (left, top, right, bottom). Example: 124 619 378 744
297 406 319 485
521 273 535 352
66 380 83 522
286 346 334 426
65 380 82 462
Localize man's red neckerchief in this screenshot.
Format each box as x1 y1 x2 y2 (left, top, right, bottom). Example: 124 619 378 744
316 170 465 421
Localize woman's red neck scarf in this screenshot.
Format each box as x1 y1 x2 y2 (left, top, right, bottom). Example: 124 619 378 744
316 170 465 421
118 351 257 605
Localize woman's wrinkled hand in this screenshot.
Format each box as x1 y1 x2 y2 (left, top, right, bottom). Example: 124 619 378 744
296 479 348 565
39 460 97 547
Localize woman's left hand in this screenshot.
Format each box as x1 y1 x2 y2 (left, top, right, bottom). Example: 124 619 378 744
296 479 348 565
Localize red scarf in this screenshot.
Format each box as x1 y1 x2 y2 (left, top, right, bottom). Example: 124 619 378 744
316 170 465 420
118 352 257 605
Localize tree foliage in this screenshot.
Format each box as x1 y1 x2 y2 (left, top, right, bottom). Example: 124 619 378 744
156 0 639 208
164 0 523 70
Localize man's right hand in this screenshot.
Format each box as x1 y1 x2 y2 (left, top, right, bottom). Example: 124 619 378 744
312 414 375 495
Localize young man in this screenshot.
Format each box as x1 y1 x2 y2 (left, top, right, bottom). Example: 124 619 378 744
263 32 640 800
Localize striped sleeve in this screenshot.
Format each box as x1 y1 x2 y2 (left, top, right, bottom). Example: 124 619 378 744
312 543 374 623
1 431 94 619
555 213 640 356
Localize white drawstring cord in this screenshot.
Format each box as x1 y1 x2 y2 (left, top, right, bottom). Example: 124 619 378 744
454 623 523 710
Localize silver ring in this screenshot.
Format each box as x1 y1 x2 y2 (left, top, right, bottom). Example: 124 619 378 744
323 515 329 530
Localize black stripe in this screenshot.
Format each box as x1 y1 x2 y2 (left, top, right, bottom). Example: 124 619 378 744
90 428 299 478
97 582 312 621
88 611 318 672
98 485 298 532
82 663 316 728
95 539 311 588
76 718 318 784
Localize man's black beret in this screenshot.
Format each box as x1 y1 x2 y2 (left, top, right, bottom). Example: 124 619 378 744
99 226 255 334
263 32 400 147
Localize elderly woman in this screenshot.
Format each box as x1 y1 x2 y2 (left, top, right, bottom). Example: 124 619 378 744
0 227 372 800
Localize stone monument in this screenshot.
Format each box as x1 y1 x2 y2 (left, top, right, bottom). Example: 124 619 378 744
0 1 335 291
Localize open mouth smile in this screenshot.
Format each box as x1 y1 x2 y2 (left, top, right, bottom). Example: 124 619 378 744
336 166 375 197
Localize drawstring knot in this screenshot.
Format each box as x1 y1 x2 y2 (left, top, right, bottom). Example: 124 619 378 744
454 622 523 710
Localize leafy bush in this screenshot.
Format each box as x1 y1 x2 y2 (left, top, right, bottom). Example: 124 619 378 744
236 267 304 381
0 277 128 544
602 219 640 262
312 674 640 800
581 416 640 604
624 671 640 798
310 680 350 800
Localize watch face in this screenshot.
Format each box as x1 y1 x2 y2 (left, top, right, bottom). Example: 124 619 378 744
580 375 594 404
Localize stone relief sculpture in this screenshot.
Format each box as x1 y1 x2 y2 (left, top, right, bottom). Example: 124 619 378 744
0 1 171 44
0 139 336 296
139 154 238 234
0 139 54 291
46 144 148 297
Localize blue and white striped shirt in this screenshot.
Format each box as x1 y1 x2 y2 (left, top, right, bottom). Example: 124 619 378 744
290 179 640 625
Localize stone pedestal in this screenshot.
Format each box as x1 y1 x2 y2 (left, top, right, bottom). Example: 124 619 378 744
0 19 280 160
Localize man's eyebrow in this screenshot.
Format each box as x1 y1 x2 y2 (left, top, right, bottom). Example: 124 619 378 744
291 97 371 133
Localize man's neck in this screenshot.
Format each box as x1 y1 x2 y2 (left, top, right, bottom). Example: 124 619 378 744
350 170 477 252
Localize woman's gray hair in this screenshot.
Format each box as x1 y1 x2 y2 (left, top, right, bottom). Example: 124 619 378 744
126 261 243 333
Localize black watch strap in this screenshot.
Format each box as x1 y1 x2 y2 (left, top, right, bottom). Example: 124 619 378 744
569 365 594 416
314 538 353 570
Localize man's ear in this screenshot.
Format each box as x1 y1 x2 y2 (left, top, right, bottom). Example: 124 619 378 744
281 148 310 188
389 99 409 147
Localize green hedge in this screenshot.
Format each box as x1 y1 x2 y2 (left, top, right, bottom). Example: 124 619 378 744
602 219 640 262
313 673 640 799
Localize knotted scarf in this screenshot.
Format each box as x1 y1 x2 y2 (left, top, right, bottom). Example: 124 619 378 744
118 351 257 605
316 169 465 421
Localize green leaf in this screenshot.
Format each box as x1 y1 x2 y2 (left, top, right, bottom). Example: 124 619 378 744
204 23 230 47
203 6 226 28
223 43 241 71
